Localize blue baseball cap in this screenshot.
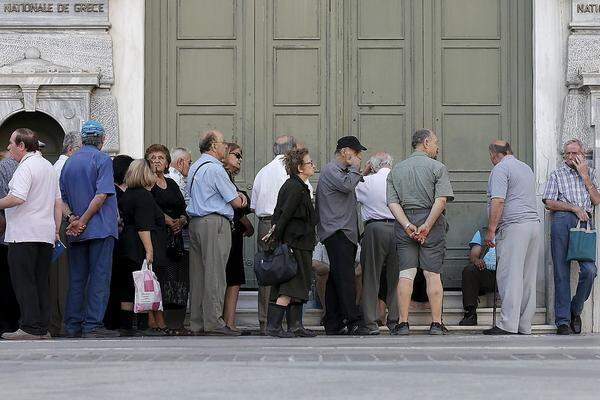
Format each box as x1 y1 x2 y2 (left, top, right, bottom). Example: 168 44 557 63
81 120 105 137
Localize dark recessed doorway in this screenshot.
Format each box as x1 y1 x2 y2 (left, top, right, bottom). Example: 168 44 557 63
0 111 65 163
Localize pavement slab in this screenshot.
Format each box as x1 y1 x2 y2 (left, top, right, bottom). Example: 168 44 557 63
1 334 599 399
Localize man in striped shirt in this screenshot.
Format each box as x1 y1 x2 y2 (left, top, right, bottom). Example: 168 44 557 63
543 138 600 335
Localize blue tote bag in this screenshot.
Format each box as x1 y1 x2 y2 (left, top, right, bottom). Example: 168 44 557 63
566 220 596 263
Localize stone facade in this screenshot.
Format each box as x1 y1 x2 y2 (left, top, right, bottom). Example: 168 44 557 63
0 0 119 152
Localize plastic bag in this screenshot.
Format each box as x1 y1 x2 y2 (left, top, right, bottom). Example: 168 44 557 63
132 259 163 313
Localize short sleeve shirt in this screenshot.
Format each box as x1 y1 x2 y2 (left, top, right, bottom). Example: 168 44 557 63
469 231 496 271
386 151 454 209
0 157 18 243
186 153 238 220
60 145 118 242
5 152 61 244
487 155 539 230
542 164 598 213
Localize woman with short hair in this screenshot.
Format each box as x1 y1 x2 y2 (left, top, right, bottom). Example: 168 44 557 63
119 159 168 335
266 148 317 338
145 144 189 335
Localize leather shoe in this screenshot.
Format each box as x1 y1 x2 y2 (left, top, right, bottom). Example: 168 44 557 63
570 312 582 334
556 324 571 335
206 326 242 337
483 325 514 335
458 312 477 326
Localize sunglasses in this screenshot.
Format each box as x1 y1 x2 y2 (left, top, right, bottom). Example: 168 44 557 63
231 152 242 160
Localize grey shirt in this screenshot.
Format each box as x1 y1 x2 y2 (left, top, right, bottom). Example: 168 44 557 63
488 155 539 230
386 151 454 209
316 160 363 244
0 157 18 243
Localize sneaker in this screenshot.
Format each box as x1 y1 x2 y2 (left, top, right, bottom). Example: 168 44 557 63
390 321 409 336
429 322 449 335
205 326 242 337
483 325 514 335
386 319 399 332
348 324 379 336
458 313 477 326
570 313 582 334
82 327 121 338
1 329 46 340
556 324 571 335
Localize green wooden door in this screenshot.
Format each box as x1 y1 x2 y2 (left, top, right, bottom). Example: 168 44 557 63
145 0 532 289
344 0 532 288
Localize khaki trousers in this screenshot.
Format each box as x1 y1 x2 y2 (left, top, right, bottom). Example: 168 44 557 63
257 218 272 326
189 214 231 332
360 221 399 330
495 220 541 334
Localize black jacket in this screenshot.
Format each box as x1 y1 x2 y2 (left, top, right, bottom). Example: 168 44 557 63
272 174 316 251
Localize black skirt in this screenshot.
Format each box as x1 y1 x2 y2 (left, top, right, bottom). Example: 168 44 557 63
269 247 313 303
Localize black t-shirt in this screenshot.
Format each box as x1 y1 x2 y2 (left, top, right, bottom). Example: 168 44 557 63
151 177 187 220
119 187 167 266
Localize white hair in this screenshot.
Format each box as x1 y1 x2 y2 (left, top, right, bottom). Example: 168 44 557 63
369 153 393 172
171 147 190 162
563 138 587 154
62 131 82 154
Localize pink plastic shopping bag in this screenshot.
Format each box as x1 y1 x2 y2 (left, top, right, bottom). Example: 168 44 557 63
132 260 163 313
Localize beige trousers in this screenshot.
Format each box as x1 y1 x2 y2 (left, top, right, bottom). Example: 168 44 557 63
495 220 542 334
189 214 231 332
257 218 272 326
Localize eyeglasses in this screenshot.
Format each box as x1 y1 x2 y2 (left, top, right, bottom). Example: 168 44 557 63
303 160 315 166
231 152 242 160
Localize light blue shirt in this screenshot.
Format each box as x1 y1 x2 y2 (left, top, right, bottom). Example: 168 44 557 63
186 154 238 220
469 230 496 271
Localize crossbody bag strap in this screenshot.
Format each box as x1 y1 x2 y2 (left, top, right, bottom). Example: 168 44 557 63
189 161 213 201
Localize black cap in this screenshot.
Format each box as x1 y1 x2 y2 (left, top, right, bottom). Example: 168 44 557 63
336 136 367 152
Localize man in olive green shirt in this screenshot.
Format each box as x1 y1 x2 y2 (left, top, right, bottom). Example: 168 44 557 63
386 129 454 335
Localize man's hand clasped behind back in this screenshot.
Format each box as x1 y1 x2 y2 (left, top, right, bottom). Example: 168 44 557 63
66 215 86 237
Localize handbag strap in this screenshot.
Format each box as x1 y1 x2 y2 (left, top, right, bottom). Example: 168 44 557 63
189 161 213 201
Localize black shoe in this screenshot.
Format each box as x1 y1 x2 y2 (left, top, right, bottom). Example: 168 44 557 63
429 322 449 335
266 303 294 338
458 312 477 326
82 327 120 338
386 319 399 332
570 312 582 334
556 324 571 335
205 326 241 337
65 331 82 339
390 321 409 336
348 324 379 336
483 325 514 335
286 303 317 337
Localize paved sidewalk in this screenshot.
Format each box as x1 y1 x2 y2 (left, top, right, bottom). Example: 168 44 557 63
1 334 599 399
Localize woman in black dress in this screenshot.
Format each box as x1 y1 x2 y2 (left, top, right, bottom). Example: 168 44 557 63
265 148 317 338
119 159 168 335
145 144 189 334
223 143 254 332
104 155 134 332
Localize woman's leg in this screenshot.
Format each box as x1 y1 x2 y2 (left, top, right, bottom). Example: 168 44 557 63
223 285 240 329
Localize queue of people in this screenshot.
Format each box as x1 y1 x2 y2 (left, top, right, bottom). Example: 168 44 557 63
0 121 597 340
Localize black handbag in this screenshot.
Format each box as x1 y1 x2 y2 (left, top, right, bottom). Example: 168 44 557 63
254 243 298 286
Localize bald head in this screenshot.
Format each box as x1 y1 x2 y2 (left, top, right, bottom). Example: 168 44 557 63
488 140 512 156
273 135 297 156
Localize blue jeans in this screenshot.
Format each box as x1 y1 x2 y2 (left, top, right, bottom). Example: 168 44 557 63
551 211 597 327
64 237 115 334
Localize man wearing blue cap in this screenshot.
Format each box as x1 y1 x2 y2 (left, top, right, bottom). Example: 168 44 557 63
60 120 119 338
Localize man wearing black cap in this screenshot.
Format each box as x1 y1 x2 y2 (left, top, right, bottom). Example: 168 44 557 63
316 136 370 335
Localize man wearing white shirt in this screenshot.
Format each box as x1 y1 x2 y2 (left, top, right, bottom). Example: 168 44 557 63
0 129 62 340
167 147 192 205
356 152 399 334
53 132 81 178
49 132 81 337
252 135 315 334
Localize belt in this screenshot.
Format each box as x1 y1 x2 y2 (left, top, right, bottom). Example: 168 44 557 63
191 213 230 221
364 219 395 226
258 216 273 220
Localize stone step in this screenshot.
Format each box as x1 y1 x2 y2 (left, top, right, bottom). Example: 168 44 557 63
234 307 548 327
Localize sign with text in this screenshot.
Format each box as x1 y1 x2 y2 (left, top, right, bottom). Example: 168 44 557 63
0 1 108 26
572 1 600 26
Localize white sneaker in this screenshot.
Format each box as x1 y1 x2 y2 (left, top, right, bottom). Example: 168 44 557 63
1 329 45 340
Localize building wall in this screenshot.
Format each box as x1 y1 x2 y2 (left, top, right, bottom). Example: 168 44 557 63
110 0 145 158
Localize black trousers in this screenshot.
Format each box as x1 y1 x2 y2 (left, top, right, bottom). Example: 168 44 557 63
0 244 20 333
8 242 53 335
461 263 496 310
323 231 362 332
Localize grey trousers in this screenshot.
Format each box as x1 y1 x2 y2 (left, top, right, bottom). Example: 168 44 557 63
360 221 399 330
48 221 69 336
495 221 542 334
257 217 272 326
189 214 231 332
